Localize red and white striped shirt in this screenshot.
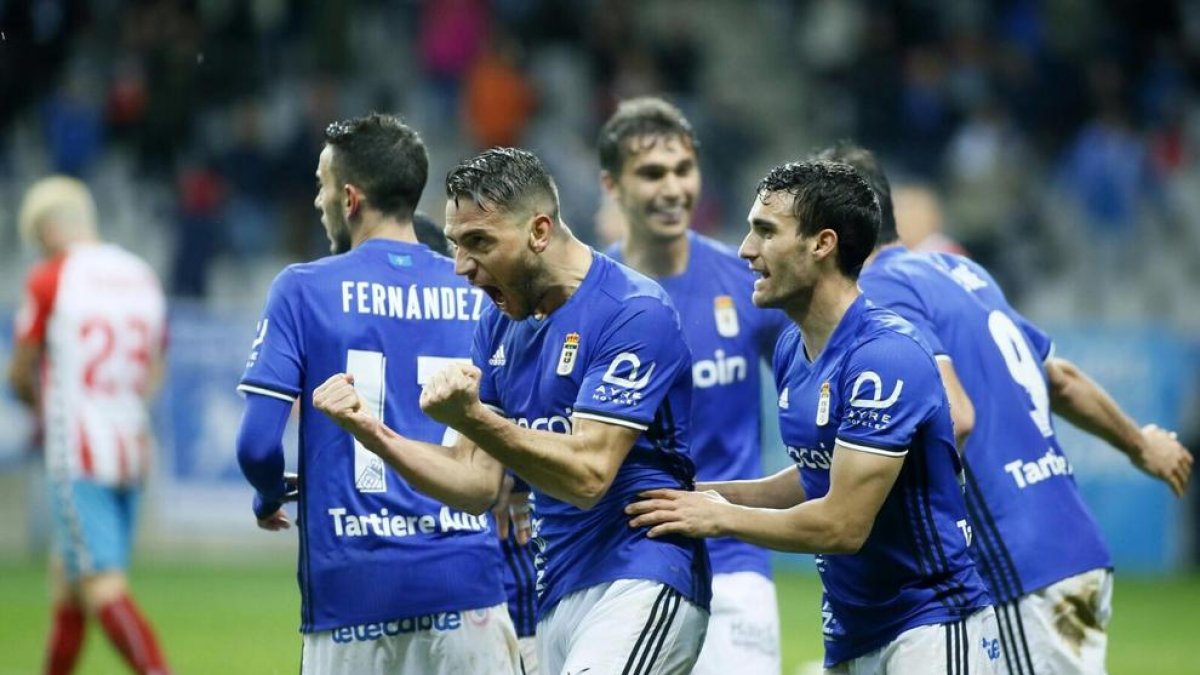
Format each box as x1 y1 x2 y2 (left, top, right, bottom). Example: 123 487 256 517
15 243 167 486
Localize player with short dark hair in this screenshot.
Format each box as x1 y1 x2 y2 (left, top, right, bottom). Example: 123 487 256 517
236 114 520 674
602 96 787 674
628 160 1001 673
314 147 712 675
835 142 1194 674
9 176 171 675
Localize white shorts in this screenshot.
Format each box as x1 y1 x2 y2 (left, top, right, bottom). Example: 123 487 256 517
301 603 520 675
519 635 538 674
538 579 709 675
994 568 1113 675
691 571 780 675
825 608 1002 675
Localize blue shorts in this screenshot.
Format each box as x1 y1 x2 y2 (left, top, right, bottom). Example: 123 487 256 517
50 480 140 580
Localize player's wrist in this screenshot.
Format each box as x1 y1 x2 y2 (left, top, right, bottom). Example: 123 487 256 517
252 493 283 520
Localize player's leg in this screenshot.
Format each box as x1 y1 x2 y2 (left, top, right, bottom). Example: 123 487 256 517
70 483 170 675
690 571 781 675
999 568 1113 675
43 556 87 675
301 604 520 675
544 579 709 675
826 609 1003 675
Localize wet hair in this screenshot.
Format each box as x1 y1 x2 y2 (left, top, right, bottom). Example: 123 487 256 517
814 141 897 245
757 160 880 279
597 97 699 174
444 147 560 220
412 211 451 256
324 113 428 220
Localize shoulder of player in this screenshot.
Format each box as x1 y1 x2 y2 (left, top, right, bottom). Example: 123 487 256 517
848 311 938 367
772 323 804 365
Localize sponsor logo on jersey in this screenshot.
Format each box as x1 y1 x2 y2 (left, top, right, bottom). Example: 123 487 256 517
816 381 831 426
327 505 489 538
848 371 903 409
509 412 573 434
714 295 739 337
246 318 269 367
489 344 507 367
1004 447 1073 489
556 332 580 376
787 444 832 470
594 352 654 405
330 611 463 643
692 349 747 389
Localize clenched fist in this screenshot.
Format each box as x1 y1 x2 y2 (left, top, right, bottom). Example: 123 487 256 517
313 373 378 435
420 363 484 427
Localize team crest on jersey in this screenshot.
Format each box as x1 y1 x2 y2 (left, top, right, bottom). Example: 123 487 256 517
816 381 831 426
713 295 739 337
556 332 580 376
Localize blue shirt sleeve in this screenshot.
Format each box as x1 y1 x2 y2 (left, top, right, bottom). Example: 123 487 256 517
836 334 943 456
238 268 305 401
236 393 294 519
860 272 947 357
1014 312 1055 362
572 297 691 430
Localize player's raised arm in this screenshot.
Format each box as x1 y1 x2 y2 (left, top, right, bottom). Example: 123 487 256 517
314 370 505 514
1046 356 1193 496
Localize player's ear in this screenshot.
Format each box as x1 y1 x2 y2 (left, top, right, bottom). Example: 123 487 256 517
343 184 362 219
528 213 554 253
812 228 838 261
599 170 617 198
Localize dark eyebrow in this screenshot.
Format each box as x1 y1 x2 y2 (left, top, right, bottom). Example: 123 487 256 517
751 218 777 230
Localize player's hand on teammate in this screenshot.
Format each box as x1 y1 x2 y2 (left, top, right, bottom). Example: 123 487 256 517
493 473 534 545
626 488 731 539
313 373 378 435
420 363 484 426
1136 423 1193 497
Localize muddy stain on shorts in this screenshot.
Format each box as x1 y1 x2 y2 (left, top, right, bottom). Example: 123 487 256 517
1053 580 1101 655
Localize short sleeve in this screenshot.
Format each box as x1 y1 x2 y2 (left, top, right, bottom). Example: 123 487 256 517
573 298 691 431
836 335 943 457
13 256 65 346
1013 312 1054 363
860 273 947 357
472 315 504 414
237 269 305 402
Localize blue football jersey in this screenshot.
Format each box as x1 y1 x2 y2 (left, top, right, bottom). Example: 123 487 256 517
238 239 506 633
501 529 537 638
773 296 991 666
859 247 1111 602
475 252 711 617
609 233 788 577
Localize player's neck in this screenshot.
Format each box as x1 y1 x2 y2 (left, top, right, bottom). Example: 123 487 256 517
621 230 689 278
531 234 594 319
351 217 417 248
791 276 860 360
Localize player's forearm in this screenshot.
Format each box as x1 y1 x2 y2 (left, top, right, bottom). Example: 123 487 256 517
236 396 292 502
354 420 501 514
456 406 613 510
1047 358 1146 460
699 466 806 509
718 498 867 555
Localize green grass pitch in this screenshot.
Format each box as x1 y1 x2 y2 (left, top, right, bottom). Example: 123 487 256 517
0 560 1197 674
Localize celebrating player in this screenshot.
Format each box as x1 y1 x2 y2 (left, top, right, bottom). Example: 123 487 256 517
627 160 1001 673
314 147 711 674
601 97 787 674
8 176 171 675
236 114 520 674
833 141 1194 674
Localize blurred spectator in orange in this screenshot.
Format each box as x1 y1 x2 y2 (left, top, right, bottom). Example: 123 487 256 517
462 33 537 149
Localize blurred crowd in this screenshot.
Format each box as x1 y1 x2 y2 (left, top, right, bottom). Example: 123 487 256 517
1 0 1198 321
